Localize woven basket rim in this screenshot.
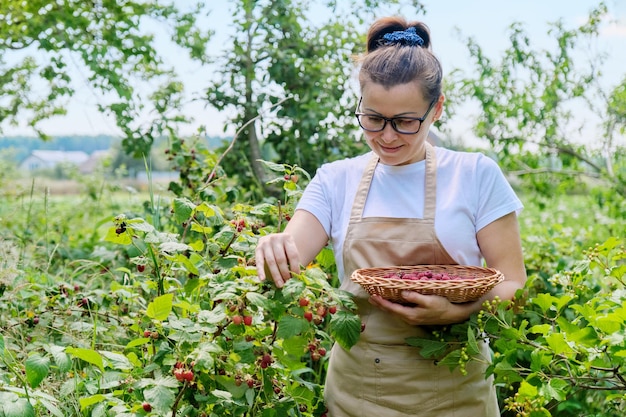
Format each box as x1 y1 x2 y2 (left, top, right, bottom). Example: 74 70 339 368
350 264 504 303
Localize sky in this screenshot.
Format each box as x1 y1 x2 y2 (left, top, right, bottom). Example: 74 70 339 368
2 0 625 144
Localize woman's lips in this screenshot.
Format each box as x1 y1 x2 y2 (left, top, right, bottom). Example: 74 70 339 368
379 144 402 152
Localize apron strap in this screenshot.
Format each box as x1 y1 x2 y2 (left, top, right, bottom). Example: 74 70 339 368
423 143 437 221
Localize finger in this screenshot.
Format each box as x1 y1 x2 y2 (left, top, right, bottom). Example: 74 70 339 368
283 238 302 277
255 240 286 288
254 246 266 281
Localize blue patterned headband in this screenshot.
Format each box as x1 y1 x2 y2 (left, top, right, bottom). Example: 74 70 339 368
382 27 424 47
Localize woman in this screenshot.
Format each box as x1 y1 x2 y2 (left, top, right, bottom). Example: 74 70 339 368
255 16 527 416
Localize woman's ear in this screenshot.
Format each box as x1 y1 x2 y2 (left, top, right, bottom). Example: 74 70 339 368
433 94 445 122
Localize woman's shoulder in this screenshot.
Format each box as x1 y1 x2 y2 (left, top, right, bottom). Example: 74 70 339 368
435 146 500 170
316 152 373 176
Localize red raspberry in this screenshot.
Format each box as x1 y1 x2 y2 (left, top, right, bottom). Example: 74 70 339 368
243 315 253 326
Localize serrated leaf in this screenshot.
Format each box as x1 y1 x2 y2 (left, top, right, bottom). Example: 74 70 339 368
146 293 174 321
143 382 176 412
173 198 195 223
66 347 104 372
258 160 286 172
25 354 50 388
159 241 191 254
197 308 227 324
328 311 361 350
126 218 156 233
245 292 269 309
100 351 133 370
405 337 448 358
282 335 308 357
277 315 309 339
281 279 305 299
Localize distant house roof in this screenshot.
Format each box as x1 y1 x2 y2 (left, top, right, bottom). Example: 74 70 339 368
31 150 90 164
19 150 90 171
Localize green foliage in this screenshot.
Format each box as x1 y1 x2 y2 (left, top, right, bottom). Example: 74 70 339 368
0 0 211 156
444 3 626 211
205 0 416 197
0 150 360 416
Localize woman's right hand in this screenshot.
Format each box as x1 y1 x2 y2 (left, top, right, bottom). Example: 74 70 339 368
255 232 302 288
254 210 329 288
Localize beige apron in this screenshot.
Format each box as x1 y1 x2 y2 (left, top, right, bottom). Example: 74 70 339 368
324 144 499 416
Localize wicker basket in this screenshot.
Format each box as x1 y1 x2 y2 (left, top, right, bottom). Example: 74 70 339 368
350 265 504 303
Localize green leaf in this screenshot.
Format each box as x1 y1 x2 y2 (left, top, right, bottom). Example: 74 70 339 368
545 333 575 356
125 337 151 349
532 293 558 314
0 334 4 357
143 380 176 413
315 247 336 269
328 311 361 350
529 324 551 335
159 241 191 254
100 351 133 370
405 337 449 358
146 293 174 321
246 292 269 309
25 354 50 388
47 345 71 373
66 347 104 372
79 394 107 411
103 226 132 245
466 327 480 355
2 397 35 417
517 380 539 400
276 315 309 339
282 335 308 357
173 197 195 223
542 378 569 401
281 279 305 299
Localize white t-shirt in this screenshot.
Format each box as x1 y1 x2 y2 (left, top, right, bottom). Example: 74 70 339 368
296 147 523 281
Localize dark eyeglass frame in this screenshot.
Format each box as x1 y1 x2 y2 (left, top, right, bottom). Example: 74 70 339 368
354 97 437 134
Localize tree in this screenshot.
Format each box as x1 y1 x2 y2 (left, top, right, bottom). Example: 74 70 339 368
0 0 211 157
443 3 625 200
205 0 423 196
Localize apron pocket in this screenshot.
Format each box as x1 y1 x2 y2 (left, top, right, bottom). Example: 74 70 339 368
372 345 440 413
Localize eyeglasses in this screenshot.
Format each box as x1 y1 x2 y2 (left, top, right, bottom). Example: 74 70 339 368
355 97 437 134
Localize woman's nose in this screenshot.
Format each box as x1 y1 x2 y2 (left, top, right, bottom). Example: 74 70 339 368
379 122 397 143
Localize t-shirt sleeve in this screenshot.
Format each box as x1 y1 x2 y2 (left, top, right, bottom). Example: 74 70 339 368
474 154 523 232
295 167 333 237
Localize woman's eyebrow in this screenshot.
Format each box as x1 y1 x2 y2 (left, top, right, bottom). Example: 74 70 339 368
361 106 420 117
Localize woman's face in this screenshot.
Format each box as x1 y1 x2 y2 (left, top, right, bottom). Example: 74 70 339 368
358 82 443 165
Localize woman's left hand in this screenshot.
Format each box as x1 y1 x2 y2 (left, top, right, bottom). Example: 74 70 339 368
368 291 470 326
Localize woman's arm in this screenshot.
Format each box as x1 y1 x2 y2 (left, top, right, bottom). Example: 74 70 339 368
369 211 527 325
255 209 329 288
